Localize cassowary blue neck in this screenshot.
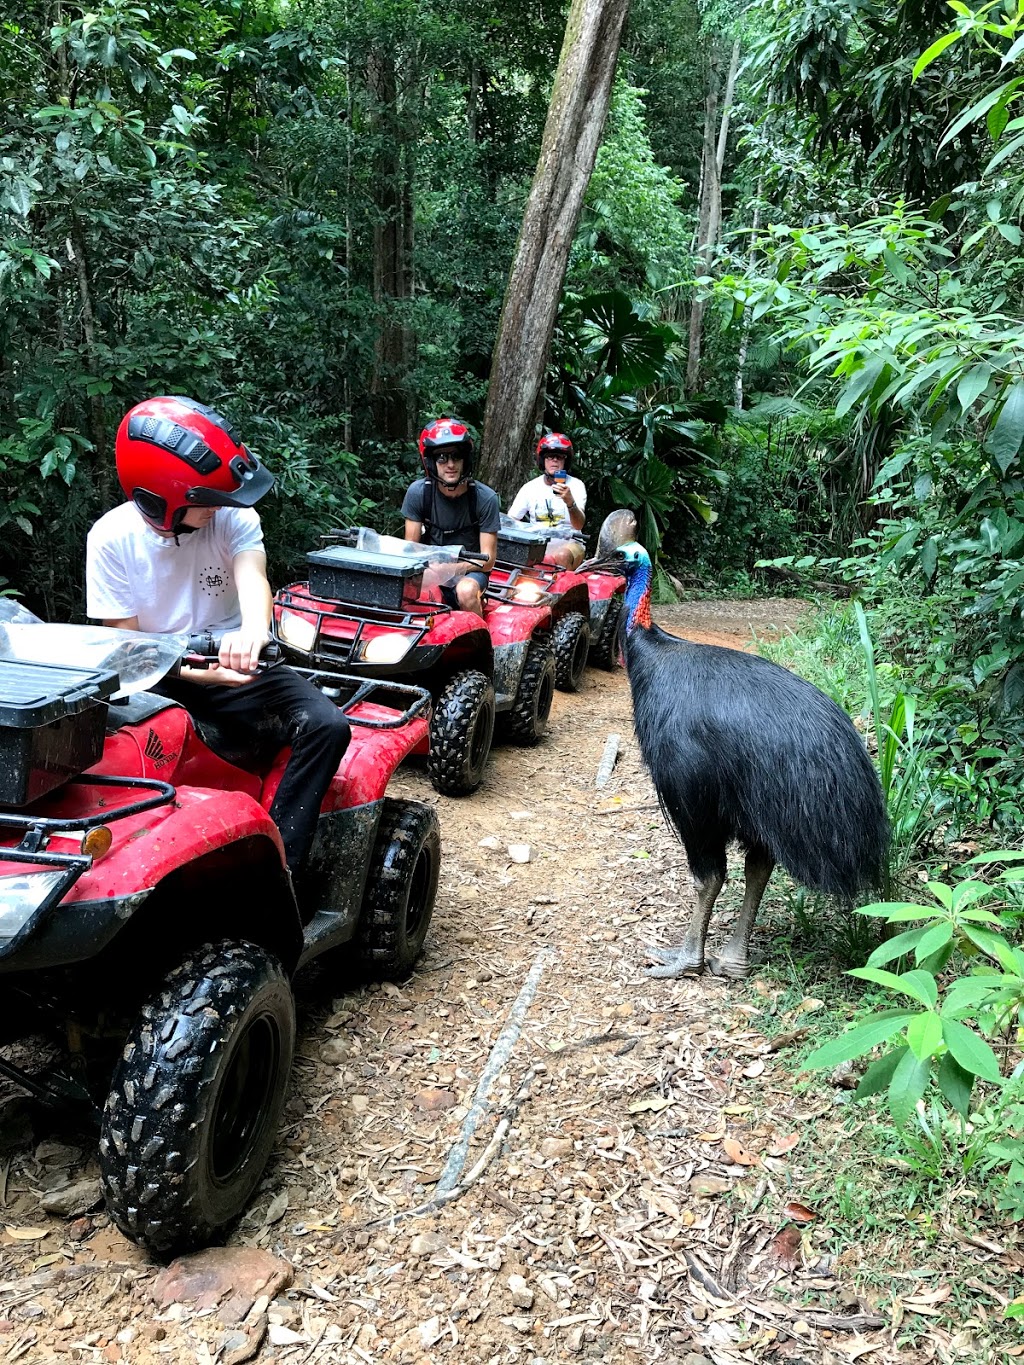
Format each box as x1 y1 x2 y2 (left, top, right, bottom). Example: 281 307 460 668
624 563 653 632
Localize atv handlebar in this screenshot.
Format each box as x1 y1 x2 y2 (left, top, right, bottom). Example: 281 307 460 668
177 634 282 673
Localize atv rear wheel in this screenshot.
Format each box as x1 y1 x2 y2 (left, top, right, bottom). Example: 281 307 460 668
589 596 626 670
504 641 556 745
427 669 495 796
553 612 591 692
358 798 440 977
100 941 295 1258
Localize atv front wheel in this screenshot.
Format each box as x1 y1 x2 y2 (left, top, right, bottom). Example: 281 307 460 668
100 941 295 1258
552 612 591 692
358 798 441 977
427 669 495 796
589 596 626 670
504 641 556 745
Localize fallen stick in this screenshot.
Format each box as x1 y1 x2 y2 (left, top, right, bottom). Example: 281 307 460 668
595 733 621 787
432 946 552 1197
371 1065 541 1225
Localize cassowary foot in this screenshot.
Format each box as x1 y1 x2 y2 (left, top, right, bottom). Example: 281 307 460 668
706 952 751 981
644 945 704 979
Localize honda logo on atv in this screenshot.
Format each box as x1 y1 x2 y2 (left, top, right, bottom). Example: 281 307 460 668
144 728 175 768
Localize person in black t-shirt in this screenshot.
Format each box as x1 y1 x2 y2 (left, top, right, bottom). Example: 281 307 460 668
402 418 500 618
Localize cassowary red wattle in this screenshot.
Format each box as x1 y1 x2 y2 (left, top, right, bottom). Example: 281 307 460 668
611 540 890 979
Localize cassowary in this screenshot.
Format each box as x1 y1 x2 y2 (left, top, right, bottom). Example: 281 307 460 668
595 536 890 979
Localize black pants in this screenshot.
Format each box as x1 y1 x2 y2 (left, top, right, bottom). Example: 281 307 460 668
160 666 350 872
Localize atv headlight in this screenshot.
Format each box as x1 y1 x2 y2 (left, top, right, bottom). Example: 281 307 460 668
512 581 544 604
0 871 66 941
278 609 318 655
359 632 416 665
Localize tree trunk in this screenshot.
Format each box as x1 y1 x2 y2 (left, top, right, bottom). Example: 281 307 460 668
734 179 762 411
67 222 111 508
478 0 631 500
368 48 417 441
686 40 739 393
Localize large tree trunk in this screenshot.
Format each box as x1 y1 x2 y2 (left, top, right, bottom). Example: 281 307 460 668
368 49 417 441
478 0 630 500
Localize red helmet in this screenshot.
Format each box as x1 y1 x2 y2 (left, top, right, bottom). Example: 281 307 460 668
535 432 573 471
418 417 475 484
115 396 275 533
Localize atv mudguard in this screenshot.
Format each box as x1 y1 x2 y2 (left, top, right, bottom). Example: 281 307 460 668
482 600 553 709
581 568 626 638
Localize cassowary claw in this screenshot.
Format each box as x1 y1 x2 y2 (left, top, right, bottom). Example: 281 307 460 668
644 945 704 979
706 953 751 980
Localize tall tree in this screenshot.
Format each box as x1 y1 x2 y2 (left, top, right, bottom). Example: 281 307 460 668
478 0 630 499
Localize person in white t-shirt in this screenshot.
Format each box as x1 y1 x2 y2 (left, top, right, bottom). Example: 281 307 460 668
86 396 350 878
506 433 587 569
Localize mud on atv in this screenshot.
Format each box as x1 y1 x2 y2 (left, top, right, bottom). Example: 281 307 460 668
0 607 440 1259
274 529 557 797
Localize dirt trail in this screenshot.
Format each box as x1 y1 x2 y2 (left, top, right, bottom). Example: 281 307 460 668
1 598 900 1365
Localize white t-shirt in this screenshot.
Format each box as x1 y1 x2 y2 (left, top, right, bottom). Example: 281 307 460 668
507 474 587 531
86 503 265 634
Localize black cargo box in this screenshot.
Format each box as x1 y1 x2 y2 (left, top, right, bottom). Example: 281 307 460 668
0 658 120 807
497 522 549 567
307 546 425 610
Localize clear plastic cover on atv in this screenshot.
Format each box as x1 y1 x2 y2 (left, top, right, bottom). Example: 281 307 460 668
498 513 584 545
0 601 188 699
349 528 481 594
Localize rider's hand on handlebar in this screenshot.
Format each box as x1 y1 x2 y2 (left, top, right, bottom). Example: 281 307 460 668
218 626 269 677
179 662 261 688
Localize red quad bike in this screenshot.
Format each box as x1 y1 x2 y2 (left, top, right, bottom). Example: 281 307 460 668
492 516 627 680
0 603 439 1258
273 530 556 795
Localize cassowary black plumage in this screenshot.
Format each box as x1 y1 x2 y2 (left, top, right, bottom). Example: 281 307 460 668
599 535 890 980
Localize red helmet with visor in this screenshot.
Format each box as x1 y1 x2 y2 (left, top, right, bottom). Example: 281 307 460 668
418 417 475 484
535 431 573 472
115 396 275 533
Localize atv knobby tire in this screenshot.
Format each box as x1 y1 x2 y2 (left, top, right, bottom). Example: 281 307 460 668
552 612 591 692
504 640 556 745
358 798 440 976
427 669 495 796
100 941 295 1258
589 597 626 670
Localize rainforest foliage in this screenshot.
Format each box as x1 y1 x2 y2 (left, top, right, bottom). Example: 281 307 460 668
5 0 1024 858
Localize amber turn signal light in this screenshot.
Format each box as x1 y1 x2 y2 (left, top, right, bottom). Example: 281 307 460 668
81 827 112 859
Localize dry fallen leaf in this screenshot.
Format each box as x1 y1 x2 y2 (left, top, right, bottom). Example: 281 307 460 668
628 1095 673 1114
5 1226 49 1241
722 1136 759 1166
766 1224 803 1271
783 1200 819 1224
768 1132 801 1156
741 1059 766 1078
262 1192 289 1225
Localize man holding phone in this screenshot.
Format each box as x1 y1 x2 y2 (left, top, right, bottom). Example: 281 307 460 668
507 432 587 569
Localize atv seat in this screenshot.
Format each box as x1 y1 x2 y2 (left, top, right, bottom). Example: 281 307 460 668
191 716 285 776
105 691 180 733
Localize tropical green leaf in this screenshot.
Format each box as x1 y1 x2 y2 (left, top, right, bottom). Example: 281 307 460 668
941 1017 1002 1082
805 1012 917 1069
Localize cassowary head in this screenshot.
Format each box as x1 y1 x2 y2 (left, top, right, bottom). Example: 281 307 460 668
583 514 653 631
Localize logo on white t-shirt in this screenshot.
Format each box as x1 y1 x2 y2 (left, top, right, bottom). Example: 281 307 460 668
201 565 228 598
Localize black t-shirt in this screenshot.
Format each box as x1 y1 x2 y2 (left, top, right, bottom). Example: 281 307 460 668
401 478 501 553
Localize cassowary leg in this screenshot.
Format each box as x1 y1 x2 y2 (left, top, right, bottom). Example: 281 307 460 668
645 867 725 979
707 848 775 979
